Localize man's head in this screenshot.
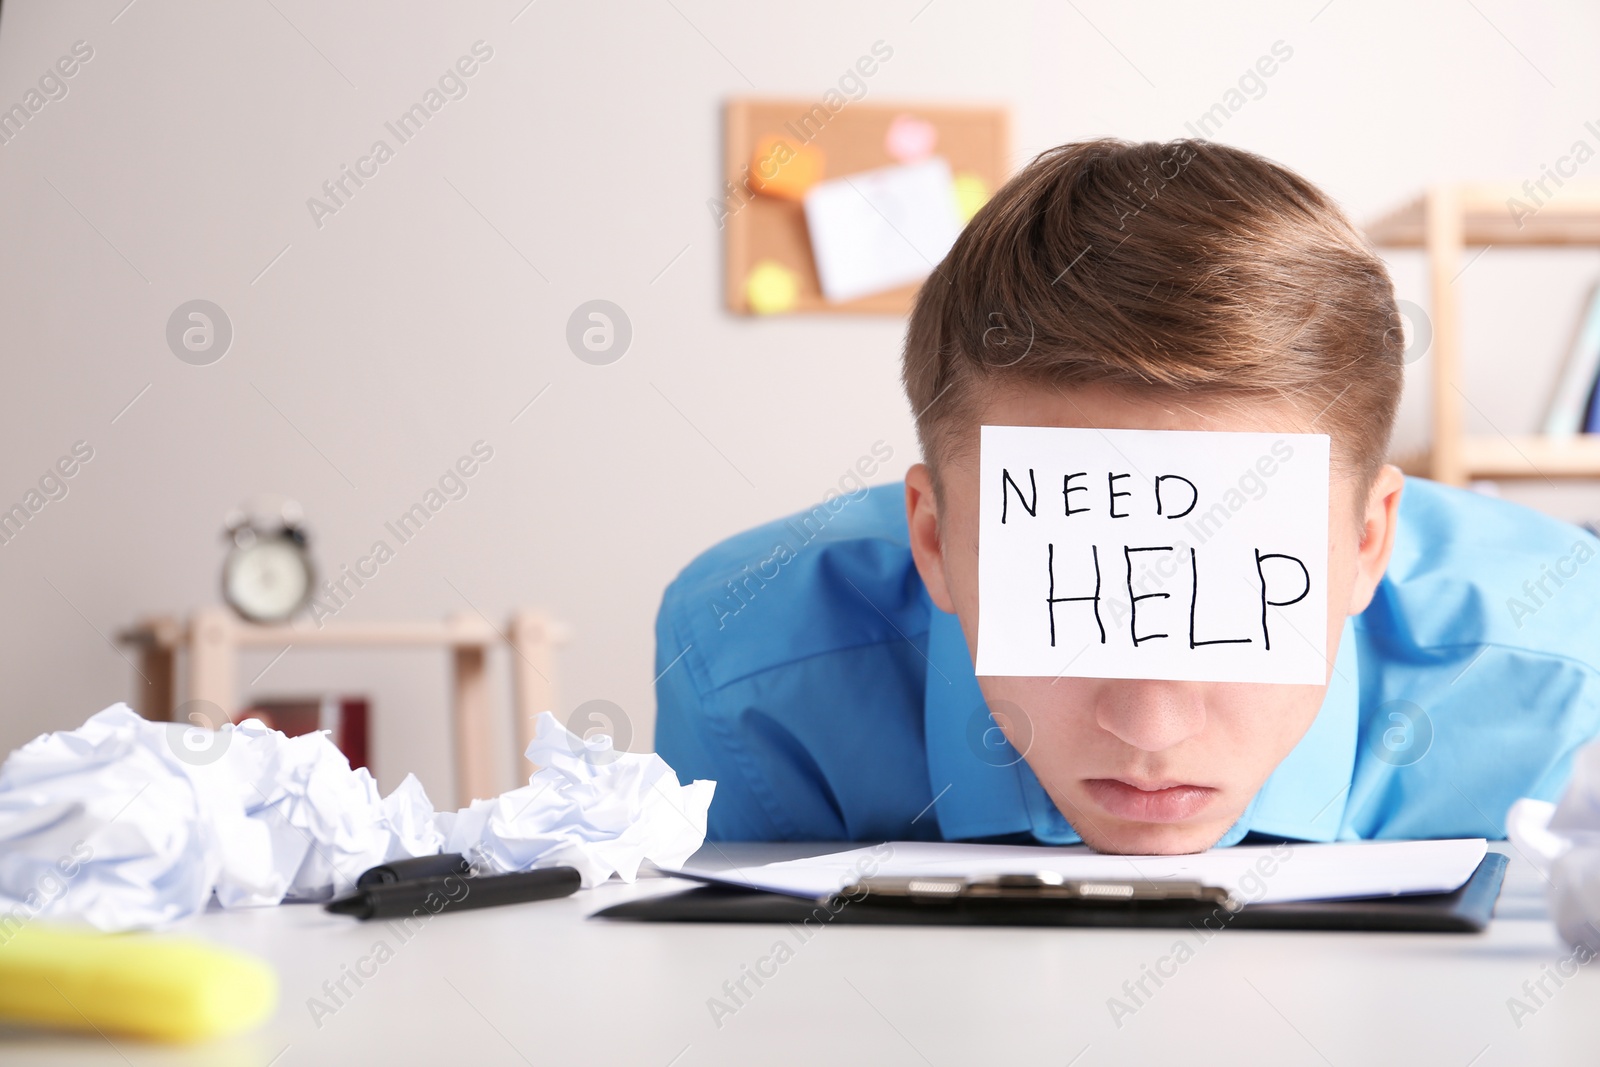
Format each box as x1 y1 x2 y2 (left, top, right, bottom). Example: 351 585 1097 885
901 139 1406 854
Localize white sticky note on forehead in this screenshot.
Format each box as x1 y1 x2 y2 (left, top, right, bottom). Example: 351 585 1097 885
975 425 1330 685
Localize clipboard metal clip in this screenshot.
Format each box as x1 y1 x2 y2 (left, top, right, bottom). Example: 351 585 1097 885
838 872 1239 911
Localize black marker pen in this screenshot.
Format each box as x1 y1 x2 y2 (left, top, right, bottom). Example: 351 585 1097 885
326 866 582 920
356 852 472 888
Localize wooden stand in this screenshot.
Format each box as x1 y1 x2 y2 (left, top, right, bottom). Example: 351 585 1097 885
118 609 568 807
1366 182 1600 485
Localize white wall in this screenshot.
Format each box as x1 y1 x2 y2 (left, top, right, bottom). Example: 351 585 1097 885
1 0 1595 801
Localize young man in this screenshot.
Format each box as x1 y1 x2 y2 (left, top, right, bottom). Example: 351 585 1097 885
655 139 1600 853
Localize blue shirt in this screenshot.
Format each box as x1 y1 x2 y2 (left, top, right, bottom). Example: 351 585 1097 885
654 478 1600 845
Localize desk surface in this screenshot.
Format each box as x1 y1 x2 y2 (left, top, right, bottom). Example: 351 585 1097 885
3 843 1595 1066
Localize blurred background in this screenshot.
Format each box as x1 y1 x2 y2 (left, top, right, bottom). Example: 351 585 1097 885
1 0 1596 804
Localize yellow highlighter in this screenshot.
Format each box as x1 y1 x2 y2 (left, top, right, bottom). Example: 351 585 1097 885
0 922 278 1042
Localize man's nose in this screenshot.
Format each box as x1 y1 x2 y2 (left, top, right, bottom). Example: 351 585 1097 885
1094 681 1207 752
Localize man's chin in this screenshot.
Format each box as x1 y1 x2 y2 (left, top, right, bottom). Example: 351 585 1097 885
1069 814 1238 856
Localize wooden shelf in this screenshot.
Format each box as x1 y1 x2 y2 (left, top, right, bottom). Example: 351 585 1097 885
125 618 445 649
1366 183 1600 248
1366 184 1600 486
119 615 576 651
118 608 569 805
1462 434 1600 478
1397 435 1600 480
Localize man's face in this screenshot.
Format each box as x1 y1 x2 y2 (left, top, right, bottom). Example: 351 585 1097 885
905 383 1401 855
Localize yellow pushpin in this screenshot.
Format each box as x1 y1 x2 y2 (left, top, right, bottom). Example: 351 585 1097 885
745 259 801 315
953 172 992 223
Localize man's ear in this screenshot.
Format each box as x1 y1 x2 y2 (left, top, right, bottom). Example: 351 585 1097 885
1347 464 1405 616
905 463 957 614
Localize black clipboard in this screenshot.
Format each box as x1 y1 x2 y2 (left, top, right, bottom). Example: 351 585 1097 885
594 854 1507 933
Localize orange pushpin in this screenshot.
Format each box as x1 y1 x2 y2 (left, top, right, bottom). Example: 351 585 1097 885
748 135 825 201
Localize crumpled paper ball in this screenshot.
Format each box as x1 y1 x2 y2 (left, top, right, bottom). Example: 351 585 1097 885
1506 737 1600 952
0 703 714 931
443 712 715 888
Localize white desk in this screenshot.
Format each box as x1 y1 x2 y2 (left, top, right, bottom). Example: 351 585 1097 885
2 844 1595 1066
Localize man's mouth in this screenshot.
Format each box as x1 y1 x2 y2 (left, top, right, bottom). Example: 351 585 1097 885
1081 778 1219 823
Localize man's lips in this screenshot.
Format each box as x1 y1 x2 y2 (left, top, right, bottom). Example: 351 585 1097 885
1081 778 1219 823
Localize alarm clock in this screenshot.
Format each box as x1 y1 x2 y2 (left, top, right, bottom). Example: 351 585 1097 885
221 500 315 624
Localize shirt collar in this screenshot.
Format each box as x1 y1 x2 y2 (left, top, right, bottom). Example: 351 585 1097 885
1239 615 1360 842
923 603 1360 845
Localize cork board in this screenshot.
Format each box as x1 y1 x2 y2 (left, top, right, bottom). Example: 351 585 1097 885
721 98 1010 316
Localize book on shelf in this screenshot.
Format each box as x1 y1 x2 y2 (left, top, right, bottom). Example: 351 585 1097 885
1543 277 1600 436
234 694 370 771
1584 367 1600 433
